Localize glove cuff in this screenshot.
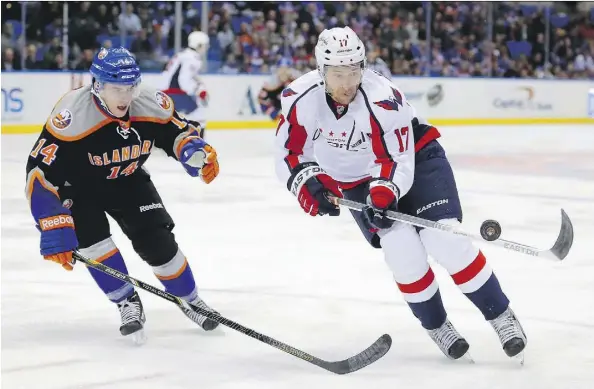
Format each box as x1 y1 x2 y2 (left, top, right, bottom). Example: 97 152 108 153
38 214 75 232
287 162 326 196
369 179 399 209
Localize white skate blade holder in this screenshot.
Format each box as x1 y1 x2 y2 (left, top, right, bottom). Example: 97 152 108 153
461 352 475 364
130 329 147 346
514 351 525 366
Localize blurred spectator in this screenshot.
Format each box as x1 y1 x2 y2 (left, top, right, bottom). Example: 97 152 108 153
74 48 94 70
2 47 22 70
367 49 392 78
1 1 592 79
96 3 116 35
2 22 16 49
24 44 42 69
130 29 154 60
218 23 235 52
118 3 141 35
42 36 63 69
220 53 241 74
70 2 99 51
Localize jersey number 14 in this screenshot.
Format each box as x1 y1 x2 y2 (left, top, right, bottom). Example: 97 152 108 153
107 161 140 179
30 138 59 166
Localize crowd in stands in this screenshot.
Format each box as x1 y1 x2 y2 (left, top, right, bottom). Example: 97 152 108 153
2 1 593 78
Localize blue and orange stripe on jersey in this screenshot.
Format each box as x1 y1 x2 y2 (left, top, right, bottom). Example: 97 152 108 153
25 167 65 221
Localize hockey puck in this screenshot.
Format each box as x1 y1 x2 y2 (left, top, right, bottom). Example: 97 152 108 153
480 220 501 241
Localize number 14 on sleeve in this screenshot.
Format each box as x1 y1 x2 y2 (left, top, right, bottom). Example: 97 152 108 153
30 139 59 166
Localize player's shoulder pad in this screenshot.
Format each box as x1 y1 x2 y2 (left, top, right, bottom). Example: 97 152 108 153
130 85 175 124
180 49 202 71
280 70 323 116
45 85 111 142
360 70 409 119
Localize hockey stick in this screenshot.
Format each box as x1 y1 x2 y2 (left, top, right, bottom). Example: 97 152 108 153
331 197 574 261
72 251 392 374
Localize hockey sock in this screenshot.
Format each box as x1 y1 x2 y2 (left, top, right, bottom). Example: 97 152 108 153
80 238 134 303
152 249 198 301
451 251 509 320
396 265 447 330
406 289 448 330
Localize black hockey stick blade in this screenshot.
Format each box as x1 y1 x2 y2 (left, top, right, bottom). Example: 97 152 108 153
314 334 392 374
547 209 574 260
72 251 392 374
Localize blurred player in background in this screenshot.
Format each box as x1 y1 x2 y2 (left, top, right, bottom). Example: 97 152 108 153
258 58 300 120
161 31 210 137
366 48 392 79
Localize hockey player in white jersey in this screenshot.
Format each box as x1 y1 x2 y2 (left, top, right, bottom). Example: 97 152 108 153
162 31 209 136
274 27 527 361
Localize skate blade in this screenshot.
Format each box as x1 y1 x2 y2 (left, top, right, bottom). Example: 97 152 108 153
513 351 525 366
130 329 147 346
460 352 475 364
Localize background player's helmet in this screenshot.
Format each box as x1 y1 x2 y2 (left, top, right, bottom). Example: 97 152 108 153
188 31 210 54
90 47 141 87
314 27 366 72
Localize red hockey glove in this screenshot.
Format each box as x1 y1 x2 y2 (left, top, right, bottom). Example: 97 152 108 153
288 162 342 216
362 179 400 230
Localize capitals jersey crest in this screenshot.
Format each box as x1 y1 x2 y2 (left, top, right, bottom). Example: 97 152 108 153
282 88 298 98
373 87 404 111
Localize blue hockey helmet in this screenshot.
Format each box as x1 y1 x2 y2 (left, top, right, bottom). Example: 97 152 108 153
90 47 141 86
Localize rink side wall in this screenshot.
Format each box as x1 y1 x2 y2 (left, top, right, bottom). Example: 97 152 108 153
2 72 593 133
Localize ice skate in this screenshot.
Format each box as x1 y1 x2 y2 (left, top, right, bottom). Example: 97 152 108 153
117 291 146 344
489 307 527 364
427 318 473 362
181 295 219 331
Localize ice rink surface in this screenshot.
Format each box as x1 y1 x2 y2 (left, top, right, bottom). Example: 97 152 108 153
2 125 593 389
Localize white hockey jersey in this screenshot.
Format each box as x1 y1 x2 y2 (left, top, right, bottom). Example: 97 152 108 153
275 69 440 198
161 48 204 96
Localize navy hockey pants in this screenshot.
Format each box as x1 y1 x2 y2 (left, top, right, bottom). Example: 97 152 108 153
343 140 463 248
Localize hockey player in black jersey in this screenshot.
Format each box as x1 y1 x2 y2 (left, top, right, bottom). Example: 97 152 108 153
25 47 220 343
258 59 299 120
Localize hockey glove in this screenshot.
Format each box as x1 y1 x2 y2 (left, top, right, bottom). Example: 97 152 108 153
197 85 209 106
179 137 219 184
38 213 78 271
361 179 400 230
288 162 342 216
